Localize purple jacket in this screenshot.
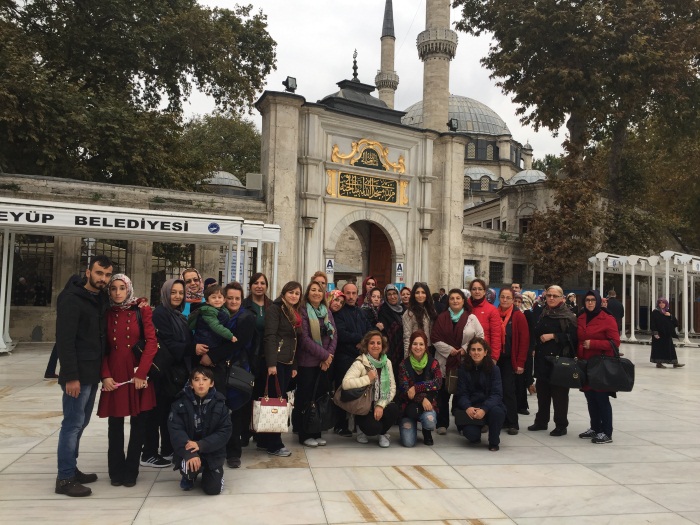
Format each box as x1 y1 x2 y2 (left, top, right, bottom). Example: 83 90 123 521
297 307 338 368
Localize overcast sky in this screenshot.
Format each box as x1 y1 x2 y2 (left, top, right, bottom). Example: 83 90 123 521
189 0 567 159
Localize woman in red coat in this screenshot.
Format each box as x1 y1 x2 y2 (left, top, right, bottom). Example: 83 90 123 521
496 288 530 434
98 274 157 487
576 290 620 444
468 279 502 362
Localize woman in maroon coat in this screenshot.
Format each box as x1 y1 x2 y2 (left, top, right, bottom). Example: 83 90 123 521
576 290 620 444
468 279 502 362
496 288 530 434
98 274 157 487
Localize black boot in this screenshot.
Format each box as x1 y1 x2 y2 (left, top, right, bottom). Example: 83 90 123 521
422 429 434 446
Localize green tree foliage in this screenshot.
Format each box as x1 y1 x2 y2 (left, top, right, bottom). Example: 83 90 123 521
454 0 700 279
0 1 275 189
532 154 563 177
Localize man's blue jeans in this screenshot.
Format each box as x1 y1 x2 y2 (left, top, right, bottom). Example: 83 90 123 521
57 383 98 480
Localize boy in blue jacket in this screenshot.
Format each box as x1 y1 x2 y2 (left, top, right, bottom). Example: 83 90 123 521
168 366 232 494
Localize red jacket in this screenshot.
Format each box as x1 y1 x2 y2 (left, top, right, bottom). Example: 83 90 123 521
468 299 502 361
499 308 530 370
577 310 621 391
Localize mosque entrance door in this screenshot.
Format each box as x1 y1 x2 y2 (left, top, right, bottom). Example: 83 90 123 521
333 220 394 290
368 223 392 290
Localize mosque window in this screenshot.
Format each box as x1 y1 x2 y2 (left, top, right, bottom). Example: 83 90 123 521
150 243 195 305
471 180 482 192
464 177 472 190
519 218 532 240
11 234 54 306
489 261 505 284
79 238 127 275
467 143 476 159
484 220 493 229
486 145 494 161
512 263 526 284
480 177 490 191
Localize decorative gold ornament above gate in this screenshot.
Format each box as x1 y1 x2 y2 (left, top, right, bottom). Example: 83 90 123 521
331 139 405 174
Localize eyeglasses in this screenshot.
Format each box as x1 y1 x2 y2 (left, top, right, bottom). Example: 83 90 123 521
471 287 484 292
185 278 201 284
584 298 597 303
545 294 562 299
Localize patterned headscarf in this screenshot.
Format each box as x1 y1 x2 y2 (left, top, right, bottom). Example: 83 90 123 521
521 291 536 310
656 297 670 313
180 268 203 303
108 274 138 310
486 288 496 304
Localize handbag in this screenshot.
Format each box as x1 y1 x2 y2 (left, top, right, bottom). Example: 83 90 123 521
333 384 372 416
548 355 586 389
131 307 173 377
586 340 635 392
301 372 337 435
445 367 459 395
252 375 291 433
226 361 255 397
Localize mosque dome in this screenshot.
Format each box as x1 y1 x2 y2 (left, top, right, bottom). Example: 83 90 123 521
401 95 511 135
509 169 546 185
464 166 499 180
204 171 244 187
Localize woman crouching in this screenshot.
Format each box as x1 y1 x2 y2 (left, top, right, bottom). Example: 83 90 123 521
454 337 506 451
342 330 399 447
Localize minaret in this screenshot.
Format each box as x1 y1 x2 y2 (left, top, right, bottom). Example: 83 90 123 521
418 0 457 131
375 0 399 108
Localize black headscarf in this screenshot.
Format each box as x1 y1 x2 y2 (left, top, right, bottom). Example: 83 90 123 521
583 290 602 322
160 278 189 342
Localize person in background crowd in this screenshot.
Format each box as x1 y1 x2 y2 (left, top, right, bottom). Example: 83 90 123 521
496 288 529 435
400 286 411 309
259 281 302 457
343 331 399 447
433 292 447 314
606 289 624 333
378 284 405 381
577 290 621 444
310 271 328 291
565 293 578 314
203 278 217 289
181 268 204 317
356 275 377 307
55 255 113 497
454 337 506 451
486 288 496 305
528 285 578 436
516 291 538 414
650 298 685 368
511 283 522 294
361 288 385 332
468 279 502 363
333 282 371 436
13 276 30 305
402 282 438 356
295 281 337 448
98 274 156 488
327 289 345 314
398 330 442 447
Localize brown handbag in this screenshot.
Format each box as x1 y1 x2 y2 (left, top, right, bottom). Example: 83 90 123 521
333 384 373 415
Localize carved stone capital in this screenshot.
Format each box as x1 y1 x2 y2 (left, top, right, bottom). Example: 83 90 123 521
374 70 400 91
417 28 458 60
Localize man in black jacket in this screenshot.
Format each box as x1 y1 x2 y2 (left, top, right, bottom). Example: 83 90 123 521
606 289 625 333
332 282 370 436
55 255 112 497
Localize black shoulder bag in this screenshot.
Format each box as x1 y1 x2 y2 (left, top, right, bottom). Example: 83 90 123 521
586 340 634 392
547 319 586 389
131 307 173 378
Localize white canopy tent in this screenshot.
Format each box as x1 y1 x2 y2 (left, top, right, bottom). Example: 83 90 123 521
590 251 700 344
0 197 280 353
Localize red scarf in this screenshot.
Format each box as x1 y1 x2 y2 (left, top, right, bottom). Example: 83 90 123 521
499 305 514 348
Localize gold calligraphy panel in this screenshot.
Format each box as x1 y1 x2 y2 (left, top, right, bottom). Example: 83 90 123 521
338 173 397 203
331 139 405 174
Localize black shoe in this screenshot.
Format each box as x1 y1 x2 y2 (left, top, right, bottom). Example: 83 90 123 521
422 429 434 446
578 428 596 439
74 468 98 484
110 480 123 487
518 409 530 415
527 424 547 431
123 480 136 488
334 428 353 438
507 428 519 435
488 445 500 451
227 457 241 468
550 427 567 436
140 455 170 468
55 477 91 497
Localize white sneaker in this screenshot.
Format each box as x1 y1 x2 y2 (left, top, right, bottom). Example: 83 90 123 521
378 434 390 448
316 438 327 446
356 432 369 444
303 438 318 447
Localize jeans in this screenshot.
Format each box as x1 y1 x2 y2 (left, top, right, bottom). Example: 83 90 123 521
584 390 613 437
57 383 98 480
400 408 437 447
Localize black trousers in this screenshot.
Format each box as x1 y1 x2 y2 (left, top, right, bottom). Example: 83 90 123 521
461 404 506 447
107 412 148 484
437 383 451 428
584 390 613 437
180 458 224 496
534 377 570 429
333 353 355 431
515 350 534 411
142 377 173 458
293 366 331 443
355 402 400 436
497 356 519 429
226 401 251 460
254 362 292 452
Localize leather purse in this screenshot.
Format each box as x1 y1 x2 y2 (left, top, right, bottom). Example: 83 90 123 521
226 362 255 396
252 375 290 433
548 355 586 389
333 384 372 416
301 372 337 434
586 340 635 392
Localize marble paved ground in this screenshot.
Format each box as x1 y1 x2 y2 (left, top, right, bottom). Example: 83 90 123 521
0 342 698 524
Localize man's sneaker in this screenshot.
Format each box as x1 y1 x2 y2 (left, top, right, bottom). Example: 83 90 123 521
316 438 327 446
268 447 292 457
180 475 194 491
578 428 597 439
356 432 369 444
55 477 91 497
140 455 170 468
43 373 59 381
592 432 613 444
378 434 390 448
303 438 318 447
74 468 98 484
334 427 353 438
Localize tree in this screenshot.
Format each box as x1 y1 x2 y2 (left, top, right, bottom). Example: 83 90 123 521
0 1 275 189
454 0 700 278
532 154 563 177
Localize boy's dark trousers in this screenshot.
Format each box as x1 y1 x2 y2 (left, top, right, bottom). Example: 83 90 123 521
181 458 224 495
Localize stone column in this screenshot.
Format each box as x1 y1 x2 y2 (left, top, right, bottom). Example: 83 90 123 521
126 241 152 297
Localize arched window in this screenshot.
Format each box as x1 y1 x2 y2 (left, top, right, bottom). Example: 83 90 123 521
464 177 471 190
480 177 490 191
486 145 494 161
467 143 476 159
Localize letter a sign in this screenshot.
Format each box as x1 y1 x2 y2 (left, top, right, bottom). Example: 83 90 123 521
395 262 404 283
325 259 335 275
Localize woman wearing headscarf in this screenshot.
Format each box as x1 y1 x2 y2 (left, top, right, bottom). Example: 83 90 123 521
361 288 384 332
143 279 203 468
98 274 156 487
356 275 377 307
378 284 405 381
402 282 438 356
577 290 621 444
180 268 204 317
528 285 578 437
516 291 537 415
650 298 685 368
467 279 502 362
432 288 483 434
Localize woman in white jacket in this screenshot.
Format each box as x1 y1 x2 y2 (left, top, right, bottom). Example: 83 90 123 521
431 289 484 435
342 330 399 447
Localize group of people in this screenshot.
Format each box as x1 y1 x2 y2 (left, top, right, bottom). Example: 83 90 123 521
53 256 684 498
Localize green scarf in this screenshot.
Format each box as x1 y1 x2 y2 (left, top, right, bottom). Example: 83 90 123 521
409 353 428 374
306 302 334 345
449 308 464 323
366 354 391 402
